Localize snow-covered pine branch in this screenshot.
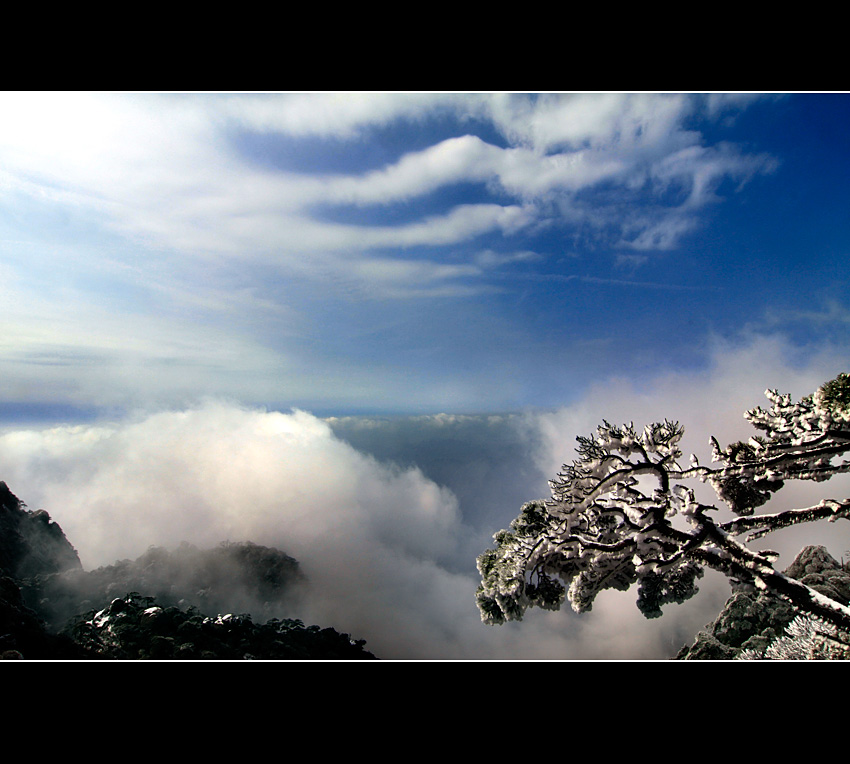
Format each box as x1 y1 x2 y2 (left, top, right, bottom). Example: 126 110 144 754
737 612 850 660
476 373 850 633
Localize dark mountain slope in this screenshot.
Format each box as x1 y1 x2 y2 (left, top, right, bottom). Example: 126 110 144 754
0 481 375 660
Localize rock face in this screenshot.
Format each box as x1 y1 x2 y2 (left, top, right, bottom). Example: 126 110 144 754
24 540 306 633
677 545 850 660
782 544 850 604
64 592 375 660
0 481 376 660
0 483 91 658
0 481 81 580
0 573 92 659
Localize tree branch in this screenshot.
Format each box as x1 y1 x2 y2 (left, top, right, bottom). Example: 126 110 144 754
721 499 850 540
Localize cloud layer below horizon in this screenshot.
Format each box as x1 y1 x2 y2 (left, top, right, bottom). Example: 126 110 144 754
2 93 849 658
2 332 848 659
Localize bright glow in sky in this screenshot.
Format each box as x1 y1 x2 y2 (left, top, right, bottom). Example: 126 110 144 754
4 91 847 417
2 92 850 659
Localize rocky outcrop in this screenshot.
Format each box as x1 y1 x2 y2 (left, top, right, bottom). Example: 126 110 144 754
0 481 376 660
63 592 375 660
0 482 92 658
0 481 81 580
23 540 306 632
677 545 850 660
782 544 850 604
0 573 93 658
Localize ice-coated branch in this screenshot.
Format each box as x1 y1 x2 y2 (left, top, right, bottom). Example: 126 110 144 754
722 498 850 541
476 373 850 631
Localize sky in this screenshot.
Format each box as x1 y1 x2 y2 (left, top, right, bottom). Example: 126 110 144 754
1 91 849 659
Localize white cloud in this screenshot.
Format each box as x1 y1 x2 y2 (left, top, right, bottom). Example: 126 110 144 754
0 403 469 656
474 248 543 268
0 92 774 264
528 331 850 565
324 134 500 204
0 332 846 659
0 268 297 409
215 92 460 139
319 132 626 204
619 213 700 251
482 93 695 153
0 400 618 659
0 92 791 417
0 397 709 659
351 203 535 249
344 258 484 299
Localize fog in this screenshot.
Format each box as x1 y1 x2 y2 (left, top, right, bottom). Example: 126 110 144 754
1 332 849 659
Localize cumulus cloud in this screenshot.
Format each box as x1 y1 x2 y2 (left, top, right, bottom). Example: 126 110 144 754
0 332 845 659
0 404 459 563
0 399 669 659
0 398 722 659
0 402 473 657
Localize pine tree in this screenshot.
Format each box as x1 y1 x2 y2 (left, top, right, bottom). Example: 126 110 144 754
476 373 850 634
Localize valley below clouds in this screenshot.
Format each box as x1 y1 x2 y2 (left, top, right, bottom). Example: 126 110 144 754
2 332 848 660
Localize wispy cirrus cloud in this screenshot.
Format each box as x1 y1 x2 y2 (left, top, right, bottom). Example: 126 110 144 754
0 93 774 262
0 92 784 414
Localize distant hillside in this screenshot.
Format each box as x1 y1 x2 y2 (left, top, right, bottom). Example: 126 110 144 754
23 539 305 633
0 481 376 660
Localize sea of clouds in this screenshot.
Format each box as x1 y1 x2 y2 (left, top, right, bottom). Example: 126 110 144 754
1 332 848 660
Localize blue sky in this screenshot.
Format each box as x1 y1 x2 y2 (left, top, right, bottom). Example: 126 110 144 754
2 92 847 420
2 93 850 658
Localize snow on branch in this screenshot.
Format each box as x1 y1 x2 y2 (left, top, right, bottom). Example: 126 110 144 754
476 373 850 632
738 612 850 660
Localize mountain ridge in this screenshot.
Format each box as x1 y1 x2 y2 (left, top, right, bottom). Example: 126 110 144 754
0 481 375 660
